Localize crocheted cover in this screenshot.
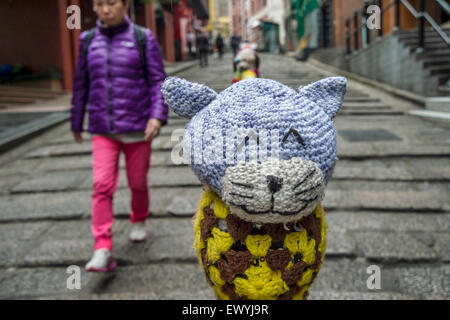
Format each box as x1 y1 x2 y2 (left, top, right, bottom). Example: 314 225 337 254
162 77 346 196
194 190 327 300
162 76 345 300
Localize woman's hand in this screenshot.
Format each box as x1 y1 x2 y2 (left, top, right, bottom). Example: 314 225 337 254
145 118 162 141
72 132 84 144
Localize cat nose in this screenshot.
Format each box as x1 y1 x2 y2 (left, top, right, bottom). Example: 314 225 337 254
267 175 283 194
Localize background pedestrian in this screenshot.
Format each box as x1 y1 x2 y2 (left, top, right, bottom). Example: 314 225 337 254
70 0 168 272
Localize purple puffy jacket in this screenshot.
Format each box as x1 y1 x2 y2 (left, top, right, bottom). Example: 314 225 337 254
71 16 168 134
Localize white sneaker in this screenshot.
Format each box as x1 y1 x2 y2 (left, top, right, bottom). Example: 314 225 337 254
129 222 148 243
85 248 117 272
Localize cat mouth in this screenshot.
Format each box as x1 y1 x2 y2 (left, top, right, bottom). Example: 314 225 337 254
222 157 325 223
229 195 318 216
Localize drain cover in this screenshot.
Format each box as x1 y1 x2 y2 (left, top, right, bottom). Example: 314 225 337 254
339 129 403 142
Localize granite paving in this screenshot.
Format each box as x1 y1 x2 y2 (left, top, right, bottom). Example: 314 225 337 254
0 53 448 300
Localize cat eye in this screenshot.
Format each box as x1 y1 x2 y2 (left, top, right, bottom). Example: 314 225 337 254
244 135 260 145
282 128 305 146
237 131 260 152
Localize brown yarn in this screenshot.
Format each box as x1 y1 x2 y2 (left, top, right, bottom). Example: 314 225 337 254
281 261 307 286
200 207 218 241
226 214 253 242
303 289 309 300
278 284 302 300
216 250 253 283
201 248 209 268
299 213 322 245
203 266 214 287
311 250 323 270
222 283 246 300
266 249 291 271
265 223 289 242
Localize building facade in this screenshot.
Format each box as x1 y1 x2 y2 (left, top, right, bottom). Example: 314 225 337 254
229 0 291 52
208 0 230 38
0 0 209 90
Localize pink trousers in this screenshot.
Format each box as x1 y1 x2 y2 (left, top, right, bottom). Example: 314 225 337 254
91 136 151 251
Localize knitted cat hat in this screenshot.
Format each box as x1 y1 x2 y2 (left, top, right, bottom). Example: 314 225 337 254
162 77 347 224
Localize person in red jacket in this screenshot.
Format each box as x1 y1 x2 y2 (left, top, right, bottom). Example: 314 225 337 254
70 0 168 272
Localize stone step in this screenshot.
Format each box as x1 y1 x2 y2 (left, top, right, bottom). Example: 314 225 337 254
400 36 450 46
399 28 450 37
1 259 447 299
408 110 450 128
333 157 450 181
406 42 450 51
342 102 391 108
415 47 450 57
422 56 450 68
428 64 450 76
9 157 450 195
0 85 65 95
340 107 393 113
343 97 381 103
425 97 450 112
3 213 449 267
0 91 59 100
438 85 450 95
1 213 448 269
22 133 450 160
417 51 450 61
0 186 202 222
1 179 449 222
4 155 450 183
398 31 450 41
0 96 37 104
437 74 450 85
338 110 403 116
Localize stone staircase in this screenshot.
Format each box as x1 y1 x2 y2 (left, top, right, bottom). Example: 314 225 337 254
397 28 450 95
398 28 450 126
0 85 65 110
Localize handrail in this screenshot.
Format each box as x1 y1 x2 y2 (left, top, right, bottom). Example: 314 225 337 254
435 0 450 14
400 0 450 46
423 12 450 45
345 0 449 55
399 0 419 18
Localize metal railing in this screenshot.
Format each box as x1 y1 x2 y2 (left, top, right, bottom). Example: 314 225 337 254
345 0 450 55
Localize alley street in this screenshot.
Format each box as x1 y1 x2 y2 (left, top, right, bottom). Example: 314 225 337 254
0 53 449 300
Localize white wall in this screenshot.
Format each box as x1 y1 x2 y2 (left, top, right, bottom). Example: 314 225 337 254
247 0 289 46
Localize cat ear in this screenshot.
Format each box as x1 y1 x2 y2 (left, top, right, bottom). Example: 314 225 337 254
298 77 347 119
162 77 218 119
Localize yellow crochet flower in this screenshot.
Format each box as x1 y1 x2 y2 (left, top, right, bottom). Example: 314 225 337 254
233 260 289 300
193 209 205 253
206 227 234 263
209 266 225 286
314 205 328 269
296 269 314 287
245 234 272 257
213 285 230 300
284 229 316 265
292 285 309 300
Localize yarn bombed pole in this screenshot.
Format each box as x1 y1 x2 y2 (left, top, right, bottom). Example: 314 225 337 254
162 76 347 300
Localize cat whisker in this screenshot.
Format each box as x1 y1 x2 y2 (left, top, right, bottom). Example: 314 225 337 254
294 183 322 196
296 195 319 203
230 192 254 199
231 182 254 189
293 168 316 190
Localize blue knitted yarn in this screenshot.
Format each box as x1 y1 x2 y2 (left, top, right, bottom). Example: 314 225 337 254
162 77 347 196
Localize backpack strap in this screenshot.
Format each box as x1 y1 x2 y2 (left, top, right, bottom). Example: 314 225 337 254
82 26 149 87
83 28 96 91
133 24 149 86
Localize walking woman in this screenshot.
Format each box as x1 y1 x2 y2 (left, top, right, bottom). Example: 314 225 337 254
70 0 168 272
